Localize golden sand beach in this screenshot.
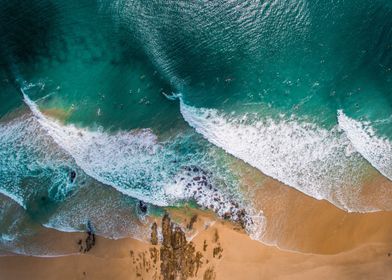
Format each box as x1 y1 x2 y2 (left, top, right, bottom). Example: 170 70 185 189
1 188 392 280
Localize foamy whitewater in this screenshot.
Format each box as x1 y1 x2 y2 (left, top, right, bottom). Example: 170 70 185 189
23 91 169 206
16 89 264 238
338 110 392 181
0 113 77 208
180 100 392 212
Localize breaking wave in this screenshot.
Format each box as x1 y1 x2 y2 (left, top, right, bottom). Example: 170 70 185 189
338 110 392 181
179 100 391 212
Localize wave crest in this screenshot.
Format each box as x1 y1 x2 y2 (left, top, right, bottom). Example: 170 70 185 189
338 110 392 181
179 100 387 212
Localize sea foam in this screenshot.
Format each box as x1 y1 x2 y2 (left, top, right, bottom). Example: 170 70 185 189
179 100 383 212
21 89 265 238
22 90 257 213
22 90 174 206
338 110 392 181
0 113 75 208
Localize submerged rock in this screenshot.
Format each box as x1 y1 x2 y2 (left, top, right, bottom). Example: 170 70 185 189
84 221 96 252
78 221 96 253
69 170 76 183
139 200 148 213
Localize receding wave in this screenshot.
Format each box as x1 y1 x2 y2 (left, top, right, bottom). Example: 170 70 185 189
179 100 388 212
0 113 77 209
19 89 264 238
22 90 179 206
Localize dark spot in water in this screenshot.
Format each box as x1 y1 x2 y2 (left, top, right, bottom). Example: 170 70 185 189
70 170 76 183
139 200 148 213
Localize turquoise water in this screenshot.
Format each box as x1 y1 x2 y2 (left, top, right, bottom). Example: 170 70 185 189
0 0 392 255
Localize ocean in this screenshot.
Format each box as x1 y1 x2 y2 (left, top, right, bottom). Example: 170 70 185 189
0 0 391 255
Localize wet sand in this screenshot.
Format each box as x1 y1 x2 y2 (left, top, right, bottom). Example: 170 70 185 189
1 206 392 280
2 159 392 279
238 164 392 254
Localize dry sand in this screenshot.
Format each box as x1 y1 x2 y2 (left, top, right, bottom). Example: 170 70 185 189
1 206 392 280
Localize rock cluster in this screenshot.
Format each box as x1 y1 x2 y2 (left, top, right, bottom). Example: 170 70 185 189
78 221 96 253
160 213 203 280
178 166 253 231
151 222 158 245
129 214 221 279
186 215 198 230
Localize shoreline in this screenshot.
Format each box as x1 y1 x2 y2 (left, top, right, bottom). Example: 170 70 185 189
1 206 392 279
1 219 392 280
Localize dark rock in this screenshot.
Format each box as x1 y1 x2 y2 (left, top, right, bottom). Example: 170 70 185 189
81 221 96 253
223 212 231 220
187 215 198 230
213 243 223 259
69 170 76 183
203 267 216 280
236 209 247 229
171 227 186 250
151 222 158 245
139 201 148 214
159 213 204 280
161 213 172 248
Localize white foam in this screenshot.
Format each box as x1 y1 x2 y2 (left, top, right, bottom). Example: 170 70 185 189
23 90 256 210
0 112 74 207
12 90 265 235
22 91 175 206
163 166 265 238
180 100 374 211
0 189 25 209
338 110 392 181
